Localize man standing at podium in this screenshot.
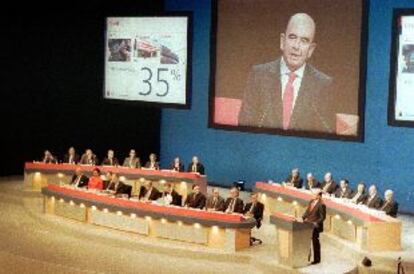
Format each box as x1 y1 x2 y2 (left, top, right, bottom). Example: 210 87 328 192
302 189 326 265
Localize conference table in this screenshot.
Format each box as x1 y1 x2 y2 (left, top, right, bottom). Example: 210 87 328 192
255 182 401 252
42 184 256 251
24 162 207 199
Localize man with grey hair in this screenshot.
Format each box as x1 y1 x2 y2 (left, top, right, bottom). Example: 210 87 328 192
205 187 225 211
305 172 320 190
321 172 338 194
365 185 383 209
380 189 398 217
239 13 335 132
285 168 303 188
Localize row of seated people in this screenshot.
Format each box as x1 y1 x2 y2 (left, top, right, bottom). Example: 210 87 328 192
70 167 263 228
282 168 399 218
41 147 205 174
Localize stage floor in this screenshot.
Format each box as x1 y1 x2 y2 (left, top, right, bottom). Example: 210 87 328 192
0 176 413 274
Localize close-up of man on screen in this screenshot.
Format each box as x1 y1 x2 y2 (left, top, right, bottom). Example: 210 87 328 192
238 13 336 133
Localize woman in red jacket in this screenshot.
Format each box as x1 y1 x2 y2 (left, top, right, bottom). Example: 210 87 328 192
88 168 104 190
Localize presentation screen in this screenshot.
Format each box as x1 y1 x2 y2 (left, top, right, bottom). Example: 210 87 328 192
104 15 191 107
389 10 414 127
209 0 367 141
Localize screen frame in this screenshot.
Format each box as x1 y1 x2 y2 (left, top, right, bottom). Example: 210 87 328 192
103 12 193 109
208 0 368 142
388 8 414 127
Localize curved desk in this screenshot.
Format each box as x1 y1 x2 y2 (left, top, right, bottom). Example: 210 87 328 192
255 182 401 252
25 162 207 198
42 185 256 251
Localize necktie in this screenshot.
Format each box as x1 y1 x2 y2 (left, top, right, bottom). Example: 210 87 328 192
192 164 196 172
212 197 217 209
249 203 255 213
282 72 297 130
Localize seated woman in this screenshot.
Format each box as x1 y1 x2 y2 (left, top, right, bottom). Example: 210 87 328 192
88 168 104 191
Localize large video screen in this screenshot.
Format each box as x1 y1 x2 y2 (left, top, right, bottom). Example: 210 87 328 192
389 10 414 127
209 0 367 141
104 15 191 107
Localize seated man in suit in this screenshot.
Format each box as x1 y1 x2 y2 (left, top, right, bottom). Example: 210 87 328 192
101 149 119 166
205 188 225 211
80 149 98 165
285 168 303 188
185 184 206 209
123 149 141 168
365 185 383 209
63 147 79 164
305 173 320 190
380 189 398 218
139 180 161 201
321 172 338 195
244 192 265 245
171 157 185 172
187 156 205 175
106 172 130 197
162 182 182 206
301 189 326 265
70 167 89 188
350 182 368 204
42 150 57 164
144 153 160 170
335 179 353 199
224 187 244 214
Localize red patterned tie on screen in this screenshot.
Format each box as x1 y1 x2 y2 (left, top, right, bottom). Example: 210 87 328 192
282 72 297 130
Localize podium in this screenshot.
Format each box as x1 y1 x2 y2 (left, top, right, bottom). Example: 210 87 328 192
270 212 314 268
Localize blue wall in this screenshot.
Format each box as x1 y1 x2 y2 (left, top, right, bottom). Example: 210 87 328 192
162 0 414 213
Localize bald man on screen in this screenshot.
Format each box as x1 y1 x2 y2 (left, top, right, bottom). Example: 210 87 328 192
238 13 335 133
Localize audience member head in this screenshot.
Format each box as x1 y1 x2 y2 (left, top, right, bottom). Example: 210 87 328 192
292 168 300 178
357 182 366 194
230 187 240 198
384 189 394 202
92 168 101 177
306 172 314 181
174 157 181 164
340 179 349 190
192 184 200 195
369 185 377 196
86 149 93 157
68 147 75 156
192 156 199 164
324 172 332 183
149 153 157 162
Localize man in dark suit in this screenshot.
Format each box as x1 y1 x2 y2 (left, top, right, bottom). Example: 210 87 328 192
381 189 398 218
162 183 182 206
321 172 338 195
122 149 141 168
244 192 265 245
305 173 320 190
144 153 160 170
350 182 368 204
185 184 206 209
224 187 244 214
138 181 161 201
365 185 383 209
42 150 58 164
285 168 303 189
63 147 80 164
238 13 335 133
335 179 353 199
205 188 226 211
302 189 326 265
171 157 185 172
106 173 131 197
187 156 205 175
80 149 98 165
101 149 119 166
70 167 89 188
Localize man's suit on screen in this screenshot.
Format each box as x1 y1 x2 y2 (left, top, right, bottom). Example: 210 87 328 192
238 59 335 133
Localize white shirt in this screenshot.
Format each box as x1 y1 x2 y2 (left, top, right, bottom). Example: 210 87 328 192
280 58 306 111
